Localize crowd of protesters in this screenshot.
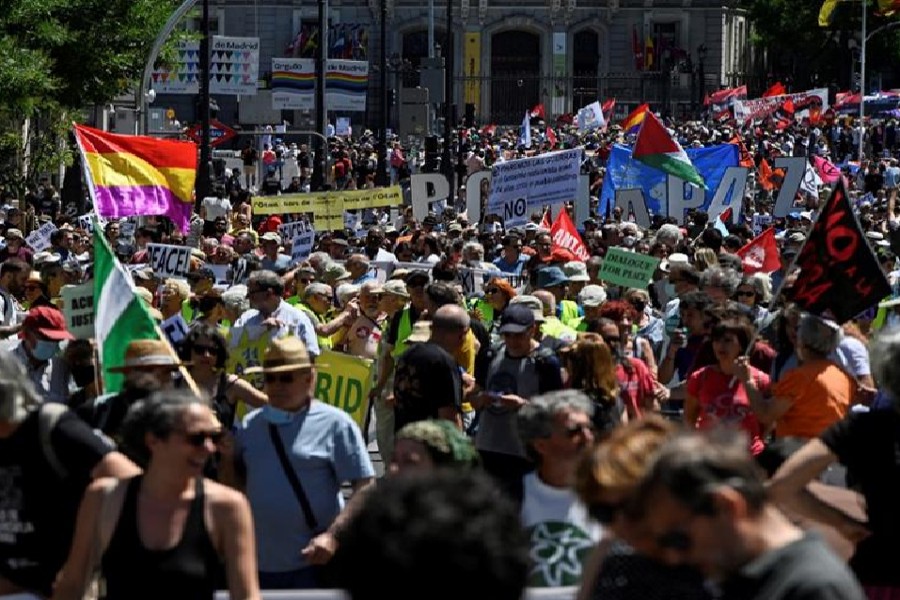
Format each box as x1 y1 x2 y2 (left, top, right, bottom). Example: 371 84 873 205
2 107 900 600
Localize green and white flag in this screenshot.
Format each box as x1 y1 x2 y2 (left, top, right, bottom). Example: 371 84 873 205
93 226 160 393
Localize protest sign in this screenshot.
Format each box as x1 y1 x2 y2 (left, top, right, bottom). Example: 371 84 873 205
733 88 828 123
291 230 315 265
60 282 94 339
485 149 582 227
336 117 351 137
147 243 192 279
252 186 403 216
597 247 660 289
752 214 773 235
314 350 373 428
207 264 231 285
25 222 57 251
160 314 189 347
278 219 313 242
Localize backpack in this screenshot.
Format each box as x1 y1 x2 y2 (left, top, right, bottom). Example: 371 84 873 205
38 403 69 479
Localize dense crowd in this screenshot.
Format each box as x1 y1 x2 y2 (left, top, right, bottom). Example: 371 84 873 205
1 109 900 600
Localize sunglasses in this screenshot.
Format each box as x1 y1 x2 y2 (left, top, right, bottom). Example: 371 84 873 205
183 430 223 447
588 500 625 524
192 344 218 356
562 422 595 438
264 372 301 384
656 528 692 552
735 290 755 297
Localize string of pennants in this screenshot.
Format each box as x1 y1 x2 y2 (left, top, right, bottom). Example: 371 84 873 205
150 37 260 96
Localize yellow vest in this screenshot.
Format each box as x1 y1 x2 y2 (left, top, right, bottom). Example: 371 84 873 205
559 300 581 328
391 306 415 359
297 303 333 350
542 316 578 342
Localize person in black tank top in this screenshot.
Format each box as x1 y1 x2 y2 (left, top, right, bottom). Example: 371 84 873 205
53 391 261 600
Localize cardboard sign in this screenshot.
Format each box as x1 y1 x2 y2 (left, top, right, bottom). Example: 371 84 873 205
278 219 312 243
147 243 192 279
160 314 189 346
314 350 373 428
752 214 772 236
60 282 94 339
291 231 315 265
597 247 661 290
25 222 57 252
207 264 231 285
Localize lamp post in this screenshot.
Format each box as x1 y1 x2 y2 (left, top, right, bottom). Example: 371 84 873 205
697 44 707 114
194 0 212 210
377 0 390 186
442 0 454 205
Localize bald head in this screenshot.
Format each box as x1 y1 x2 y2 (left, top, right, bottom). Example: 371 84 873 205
432 304 470 332
533 290 556 316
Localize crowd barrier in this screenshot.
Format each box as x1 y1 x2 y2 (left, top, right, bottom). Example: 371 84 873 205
213 589 578 600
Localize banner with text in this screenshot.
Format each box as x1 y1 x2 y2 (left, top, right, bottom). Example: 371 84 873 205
314 350 373 428
271 58 315 110
486 149 582 228
147 243 192 279
210 36 260 96
252 185 403 216
326 60 368 112
61 282 94 339
597 247 660 289
733 88 828 123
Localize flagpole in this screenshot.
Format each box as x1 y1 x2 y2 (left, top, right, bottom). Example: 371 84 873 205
858 0 867 163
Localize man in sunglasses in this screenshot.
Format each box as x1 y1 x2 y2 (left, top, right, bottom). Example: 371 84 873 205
638 431 865 600
517 390 601 587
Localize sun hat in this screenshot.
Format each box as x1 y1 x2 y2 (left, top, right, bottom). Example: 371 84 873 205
536 266 569 289
562 261 590 282
578 285 607 308
380 279 410 298
108 339 184 372
245 337 322 374
406 320 433 343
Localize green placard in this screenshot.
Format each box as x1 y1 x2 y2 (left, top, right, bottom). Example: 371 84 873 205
597 247 661 289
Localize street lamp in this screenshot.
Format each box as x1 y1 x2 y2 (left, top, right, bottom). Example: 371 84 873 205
697 44 707 111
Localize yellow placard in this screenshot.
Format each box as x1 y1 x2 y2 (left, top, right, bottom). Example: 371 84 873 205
252 186 403 216
314 350 373 429
312 213 345 231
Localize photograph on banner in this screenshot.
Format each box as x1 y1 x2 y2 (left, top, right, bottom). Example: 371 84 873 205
60 282 95 339
270 57 315 110
25 221 58 252
597 247 660 289
325 60 369 112
599 143 742 225
210 36 260 96
486 149 582 227
314 350 373 428
733 88 828 123
147 243 192 279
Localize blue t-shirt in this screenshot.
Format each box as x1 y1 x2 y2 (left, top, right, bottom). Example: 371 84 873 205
493 254 528 275
236 401 374 572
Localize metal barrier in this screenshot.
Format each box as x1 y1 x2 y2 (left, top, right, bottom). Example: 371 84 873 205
214 588 578 600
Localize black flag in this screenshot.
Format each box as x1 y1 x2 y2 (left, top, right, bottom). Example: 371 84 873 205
787 179 891 323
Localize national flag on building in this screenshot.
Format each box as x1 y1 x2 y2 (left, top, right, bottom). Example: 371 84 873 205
621 103 649 135
632 26 644 71
644 36 655 70
601 98 616 120
787 179 891 323
93 225 164 393
736 227 781 274
74 124 197 233
632 111 706 188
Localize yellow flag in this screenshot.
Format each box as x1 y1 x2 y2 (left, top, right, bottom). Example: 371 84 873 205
819 0 839 26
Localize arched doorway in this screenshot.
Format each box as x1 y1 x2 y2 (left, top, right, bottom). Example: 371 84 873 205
401 30 446 87
491 30 540 125
573 30 600 110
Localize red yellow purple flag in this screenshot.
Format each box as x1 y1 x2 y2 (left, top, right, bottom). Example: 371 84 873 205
73 124 197 232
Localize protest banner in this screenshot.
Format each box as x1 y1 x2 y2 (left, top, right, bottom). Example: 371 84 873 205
278 219 313 242
733 88 828 123
597 247 660 289
752 214 773 235
207 264 231 285
252 186 403 216
485 149 582 227
25 221 57 252
60 282 94 339
314 350 373 429
291 230 315 265
160 314 189 346
147 243 192 279
336 117 351 137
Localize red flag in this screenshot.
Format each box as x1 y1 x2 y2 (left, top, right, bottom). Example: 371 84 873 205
730 134 755 168
540 209 552 230
601 98 616 119
762 82 786 97
787 179 891 323
550 209 590 261
736 228 781 274
530 104 545 120
546 126 558 148
719 207 733 223
758 158 782 192
480 124 497 137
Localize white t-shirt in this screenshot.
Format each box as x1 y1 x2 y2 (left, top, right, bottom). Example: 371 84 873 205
201 196 232 221
520 472 603 588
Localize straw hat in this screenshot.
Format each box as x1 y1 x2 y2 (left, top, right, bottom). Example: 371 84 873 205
108 339 185 372
245 337 322 373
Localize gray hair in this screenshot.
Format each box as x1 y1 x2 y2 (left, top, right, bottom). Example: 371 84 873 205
222 285 249 315
517 390 594 463
462 241 485 260
335 283 360 306
699 267 742 296
304 282 332 299
745 274 772 304
308 251 333 275
248 269 284 295
120 390 211 468
654 223 683 247
0 352 42 423
797 313 842 356
870 326 900 402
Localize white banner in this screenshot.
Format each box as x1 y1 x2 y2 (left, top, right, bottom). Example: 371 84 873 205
733 88 828 123
60 282 94 339
25 222 57 252
147 243 193 279
486 149 582 228
210 36 260 96
271 58 315 110
150 40 201 95
326 60 368 112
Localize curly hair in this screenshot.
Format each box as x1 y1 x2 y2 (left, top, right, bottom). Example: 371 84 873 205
598 300 637 322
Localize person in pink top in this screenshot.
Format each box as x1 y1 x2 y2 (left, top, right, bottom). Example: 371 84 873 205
685 318 770 456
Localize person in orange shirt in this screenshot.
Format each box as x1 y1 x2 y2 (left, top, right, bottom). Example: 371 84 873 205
738 313 853 444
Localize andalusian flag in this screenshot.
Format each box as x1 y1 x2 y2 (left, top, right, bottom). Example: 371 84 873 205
94 226 161 393
632 111 706 188
74 124 197 233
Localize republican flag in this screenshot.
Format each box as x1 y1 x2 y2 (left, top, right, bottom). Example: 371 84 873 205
736 228 781 274
550 209 590 261
601 98 616 120
577 101 607 132
632 111 706 188
546 126 558 148
644 36 655 70
621 103 649 135
519 110 532 148
762 82 786 97
813 155 841 184
530 103 545 120
787 179 891 323
74 124 197 233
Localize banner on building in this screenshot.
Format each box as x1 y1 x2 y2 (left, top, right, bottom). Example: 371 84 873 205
486 149 582 228
463 32 482 108
151 40 201 95
326 60 368 112
271 58 315 109
210 36 260 96
733 88 828 123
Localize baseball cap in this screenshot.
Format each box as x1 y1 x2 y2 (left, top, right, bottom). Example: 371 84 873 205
578 285 607 308
260 232 282 245
497 303 536 334
536 266 568 289
509 295 545 322
448 223 463 233
5 228 23 240
21 306 75 341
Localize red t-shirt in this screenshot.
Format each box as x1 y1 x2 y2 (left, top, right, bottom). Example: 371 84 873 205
687 365 770 455
616 358 655 418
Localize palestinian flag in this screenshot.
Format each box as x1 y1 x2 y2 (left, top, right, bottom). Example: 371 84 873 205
632 111 706 188
94 225 162 393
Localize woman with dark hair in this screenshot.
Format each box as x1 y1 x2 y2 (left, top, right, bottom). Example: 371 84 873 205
53 391 260 600
193 289 227 328
561 333 624 435
23 271 53 309
182 323 267 428
684 318 770 458
598 300 658 377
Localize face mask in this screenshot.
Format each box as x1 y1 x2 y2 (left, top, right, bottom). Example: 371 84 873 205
262 404 298 426
72 364 95 387
31 340 59 362
663 282 676 297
